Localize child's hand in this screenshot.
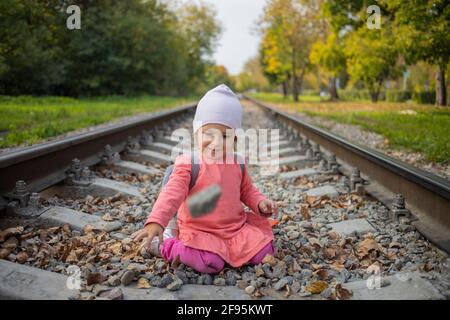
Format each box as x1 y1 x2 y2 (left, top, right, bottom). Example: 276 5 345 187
131 223 164 253
258 199 278 217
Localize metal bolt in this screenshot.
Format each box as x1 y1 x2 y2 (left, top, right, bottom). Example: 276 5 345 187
390 194 411 222
81 167 91 181
377 206 390 221
125 136 140 155
10 180 30 207
28 192 41 208
312 143 322 160
339 176 350 193
71 158 81 171
101 144 120 164
328 154 339 174
350 168 363 191
319 159 328 172
139 131 154 147
14 180 27 195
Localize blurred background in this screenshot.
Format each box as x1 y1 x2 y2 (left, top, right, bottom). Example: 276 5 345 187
0 0 448 170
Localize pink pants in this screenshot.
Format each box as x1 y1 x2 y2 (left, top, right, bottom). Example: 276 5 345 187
160 238 276 274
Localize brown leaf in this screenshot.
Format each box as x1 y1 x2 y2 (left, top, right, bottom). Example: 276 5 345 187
87 272 105 286
0 226 24 242
327 231 341 240
357 238 382 258
102 213 114 222
0 248 11 259
423 262 433 272
65 250 79 263
16 251 28 264
83 225 95 234
314 269 329 281
109 243 122 256
335 284 352 300
262 254 277 267
137 278 151 289
300 205 311 220
305 280 328 294
305 195 317 206
330 262 345 271
171 255 181 269
284 284 291 298
324 248 337 259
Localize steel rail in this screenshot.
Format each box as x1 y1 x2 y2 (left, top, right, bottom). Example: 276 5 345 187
0 103 196 196
245 95 450 251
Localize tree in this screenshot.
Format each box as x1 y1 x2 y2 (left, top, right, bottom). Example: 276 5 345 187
0 0 66 95
235 56 271 93
385 0 450 106
259 27 291 97
344 23 402 102
310 32 346 100
258 0 322 101
0 0 222 96
175 1 222 94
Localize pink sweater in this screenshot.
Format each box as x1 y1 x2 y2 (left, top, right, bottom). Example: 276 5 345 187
145 153 274 267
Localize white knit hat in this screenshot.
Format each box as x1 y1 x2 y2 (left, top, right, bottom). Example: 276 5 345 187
193 84 242 134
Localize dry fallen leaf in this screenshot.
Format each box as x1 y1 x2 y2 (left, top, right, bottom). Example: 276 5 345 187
102 213 114 222
16 251 28 264
305 281 328 294
300 205 311 220
0 248 11 259
262 254 277 267
335 284 352 300
65 250 78 263
87 272 105 286
137 277 151 289
109 243 122 256
0 226 24 242
357 238 382 258
314 269 329 281
305 195 317 206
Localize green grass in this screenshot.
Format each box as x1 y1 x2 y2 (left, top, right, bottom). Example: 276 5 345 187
0 95 198 148
249 92 322 103
249 92 450 164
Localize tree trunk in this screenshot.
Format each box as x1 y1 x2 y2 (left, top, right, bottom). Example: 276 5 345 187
292 75 299 102
282 80 288 98
369 87 379 103
328 77 339 101
435 64 447 106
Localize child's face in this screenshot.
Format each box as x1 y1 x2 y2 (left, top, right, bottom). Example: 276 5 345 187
197 124 235 160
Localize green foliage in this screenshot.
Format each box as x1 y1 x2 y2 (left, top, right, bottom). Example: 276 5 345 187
310 32 346 78
385 90 411 102
0 0 222 97
344 24 403 102
413 91 436 105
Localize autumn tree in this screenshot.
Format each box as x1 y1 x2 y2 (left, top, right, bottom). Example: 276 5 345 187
235 56 271 93
310 32 346 100
259 28 291 97
384 0 450 106
258 0 322 101
344 22 403 102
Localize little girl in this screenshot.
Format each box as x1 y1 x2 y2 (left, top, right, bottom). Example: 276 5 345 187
131 84 278 274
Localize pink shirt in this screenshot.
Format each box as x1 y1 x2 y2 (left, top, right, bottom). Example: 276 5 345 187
145 153 274 267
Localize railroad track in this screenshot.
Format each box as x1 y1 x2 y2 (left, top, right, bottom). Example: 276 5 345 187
0 98 448 300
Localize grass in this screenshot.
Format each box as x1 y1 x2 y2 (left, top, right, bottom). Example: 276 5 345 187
249 92 322 103
249 92 450 164
0 95 198 148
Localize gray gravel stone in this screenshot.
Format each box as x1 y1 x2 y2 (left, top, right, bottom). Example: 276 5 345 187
120 270 135 286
